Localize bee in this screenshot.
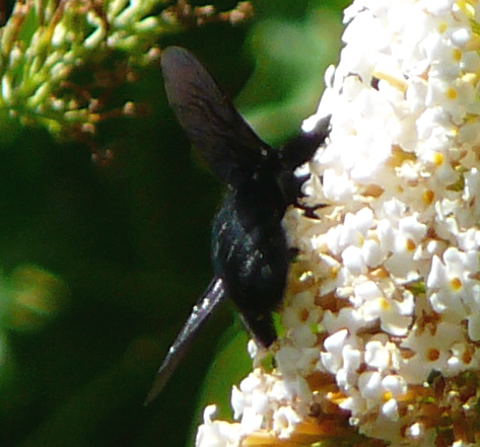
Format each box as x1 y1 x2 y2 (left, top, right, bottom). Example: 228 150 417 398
145 46 330 404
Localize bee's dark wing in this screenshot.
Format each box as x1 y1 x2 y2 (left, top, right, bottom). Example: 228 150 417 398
161 46 272 185
144 277 225 406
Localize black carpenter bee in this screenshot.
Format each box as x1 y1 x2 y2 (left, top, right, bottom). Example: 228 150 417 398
145 46 330 404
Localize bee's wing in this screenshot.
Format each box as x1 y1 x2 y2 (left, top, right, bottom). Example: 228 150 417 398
144 277 225 405
161 46 272 185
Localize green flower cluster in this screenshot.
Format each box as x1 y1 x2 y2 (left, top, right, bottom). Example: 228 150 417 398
0 0 252 143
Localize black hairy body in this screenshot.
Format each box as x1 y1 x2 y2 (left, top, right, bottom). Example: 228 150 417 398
145 46 330 404
212 164 289 347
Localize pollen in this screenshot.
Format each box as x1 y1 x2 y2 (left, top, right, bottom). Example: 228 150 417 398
383 391 393 401
363 184 384 198
330 266 340 278
406 238 416 252
450 277 463 291
438 22 448 33
452 48 462 62
380 297 391 310
446 87 458 100
423 189 434 205
371 267 389 279
463 350 473 364
427 348 440 361
433 152 445 166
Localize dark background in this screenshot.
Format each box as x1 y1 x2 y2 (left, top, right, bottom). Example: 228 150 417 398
0 0 347 445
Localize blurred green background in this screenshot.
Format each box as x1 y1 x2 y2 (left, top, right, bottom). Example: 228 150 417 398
0 0 347 445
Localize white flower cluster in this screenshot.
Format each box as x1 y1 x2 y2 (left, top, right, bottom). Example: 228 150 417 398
196 354 317 446
196 0 480 445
